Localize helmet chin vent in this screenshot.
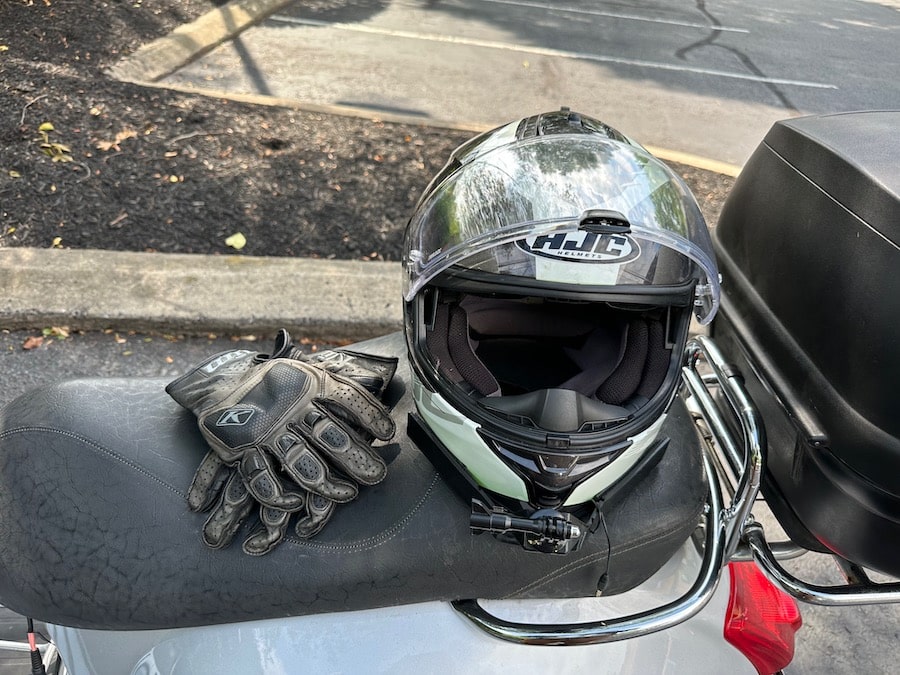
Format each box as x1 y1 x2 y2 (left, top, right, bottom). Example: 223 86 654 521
481 389 629 433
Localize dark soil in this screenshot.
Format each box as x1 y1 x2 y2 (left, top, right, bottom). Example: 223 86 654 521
0 0 733 260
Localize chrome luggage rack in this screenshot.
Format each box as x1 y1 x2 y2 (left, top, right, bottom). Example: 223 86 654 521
454 335 900 645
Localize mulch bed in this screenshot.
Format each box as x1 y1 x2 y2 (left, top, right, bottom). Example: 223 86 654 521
0 0 733 260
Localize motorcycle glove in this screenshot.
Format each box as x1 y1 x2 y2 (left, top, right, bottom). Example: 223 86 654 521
187 450 338 555
261 329 398 400
168 343 396 554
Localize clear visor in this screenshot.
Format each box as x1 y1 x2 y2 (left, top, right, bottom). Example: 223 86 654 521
404 136 720 323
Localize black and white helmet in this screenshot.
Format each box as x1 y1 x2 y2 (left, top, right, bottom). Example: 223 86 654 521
403 109 719 510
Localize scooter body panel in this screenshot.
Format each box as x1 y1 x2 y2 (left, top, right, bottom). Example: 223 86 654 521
48 539 754 675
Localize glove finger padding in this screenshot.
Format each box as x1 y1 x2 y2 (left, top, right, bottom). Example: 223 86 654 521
268 428 358 502
316 370 395 442
295 493 336 539
187 450 232 512
239 494 337 554
189 448 310 551
201 471 255 549
243 505 293 556
237 448 311 509
298 408 387 486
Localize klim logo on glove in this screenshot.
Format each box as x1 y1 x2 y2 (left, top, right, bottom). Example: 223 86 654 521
216 408 256 426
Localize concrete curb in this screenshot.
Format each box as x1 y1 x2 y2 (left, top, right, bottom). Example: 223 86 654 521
0 248 710 340
108 0 298 83
0 248 402 340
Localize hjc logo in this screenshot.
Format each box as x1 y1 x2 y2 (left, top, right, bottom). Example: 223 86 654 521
516 231 640 264
216 408 255 426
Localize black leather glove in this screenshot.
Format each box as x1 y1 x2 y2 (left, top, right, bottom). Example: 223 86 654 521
264 330 398 400
168 336 397 555
186 446 341 554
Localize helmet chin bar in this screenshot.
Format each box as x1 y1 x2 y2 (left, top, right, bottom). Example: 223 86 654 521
409 405 672 555
410 379 676 555
482 433 629 503
475 433 671 555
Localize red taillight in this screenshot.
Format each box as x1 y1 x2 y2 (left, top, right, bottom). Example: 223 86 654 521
724 561 802 674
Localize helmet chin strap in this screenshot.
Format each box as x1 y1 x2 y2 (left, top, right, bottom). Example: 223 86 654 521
480 388 629 433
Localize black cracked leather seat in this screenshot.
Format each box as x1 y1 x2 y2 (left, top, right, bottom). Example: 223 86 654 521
0 333 706 630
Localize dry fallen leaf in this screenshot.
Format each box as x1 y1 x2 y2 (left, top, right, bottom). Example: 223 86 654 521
22 336 44 350
43 326 70 339
96 128 138 152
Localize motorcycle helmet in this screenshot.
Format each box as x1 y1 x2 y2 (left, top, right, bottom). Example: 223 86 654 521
404 109 719 513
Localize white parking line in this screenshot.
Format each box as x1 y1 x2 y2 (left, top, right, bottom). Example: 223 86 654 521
269 16 837 90
478 0 750 34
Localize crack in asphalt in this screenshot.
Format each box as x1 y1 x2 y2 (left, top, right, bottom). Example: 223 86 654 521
677 0 799 112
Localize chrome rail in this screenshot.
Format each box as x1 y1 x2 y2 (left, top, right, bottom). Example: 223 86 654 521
686 336 900 607
682 335 765 561
745 523 900 606
0 639 50 653
452 452 727 645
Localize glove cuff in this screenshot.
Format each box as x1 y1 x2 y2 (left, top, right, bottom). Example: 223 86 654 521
166 349 256 414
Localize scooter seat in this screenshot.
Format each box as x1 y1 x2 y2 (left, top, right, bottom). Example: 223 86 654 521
0 333 706 630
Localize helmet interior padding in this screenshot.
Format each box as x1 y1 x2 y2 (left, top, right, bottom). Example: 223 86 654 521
425 302 501 397
423 293 674 421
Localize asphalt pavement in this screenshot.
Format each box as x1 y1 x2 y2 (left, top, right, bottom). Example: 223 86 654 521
151 0 900 167
2 1 899 673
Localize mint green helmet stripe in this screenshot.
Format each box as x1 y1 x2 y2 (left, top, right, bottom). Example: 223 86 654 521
413 380 529 502
563 414 667 506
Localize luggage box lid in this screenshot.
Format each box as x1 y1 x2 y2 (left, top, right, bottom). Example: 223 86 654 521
765 111 900 246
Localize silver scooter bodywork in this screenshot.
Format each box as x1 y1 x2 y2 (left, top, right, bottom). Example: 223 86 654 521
47 537 750 675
